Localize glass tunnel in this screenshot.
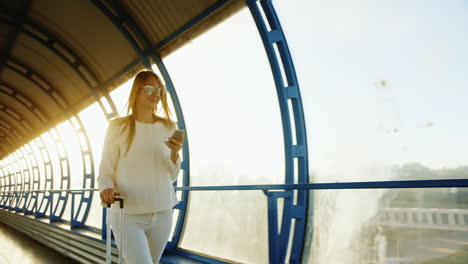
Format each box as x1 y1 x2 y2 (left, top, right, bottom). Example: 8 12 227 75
0 0 467 263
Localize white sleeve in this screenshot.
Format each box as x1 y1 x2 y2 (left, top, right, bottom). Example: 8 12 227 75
167 123 182 182
97 121 119 192
168 152 182 183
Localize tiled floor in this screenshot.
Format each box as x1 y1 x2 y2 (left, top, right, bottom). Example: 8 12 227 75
0 222 79 264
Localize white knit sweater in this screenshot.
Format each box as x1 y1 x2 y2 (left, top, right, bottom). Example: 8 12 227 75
98 119 181 214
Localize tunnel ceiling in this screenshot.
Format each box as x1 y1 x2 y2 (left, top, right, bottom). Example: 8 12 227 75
0 0 244 159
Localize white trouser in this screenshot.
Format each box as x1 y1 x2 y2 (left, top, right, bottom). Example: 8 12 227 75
111 210 173 264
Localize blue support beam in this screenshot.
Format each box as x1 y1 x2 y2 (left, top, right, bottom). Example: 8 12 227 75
0 162 5 208
0 163 4 207
48 129 71 222
17 149 32 213
245 0 310 263
263 190 293 262
1 158 14 210
32 137 53 219
2 157 12 210
22 143 40 215
68 116 95 229
17 150 30 211
11 152 25 212
9 155 20 212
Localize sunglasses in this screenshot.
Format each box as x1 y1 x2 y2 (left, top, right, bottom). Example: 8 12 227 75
142 85 162 96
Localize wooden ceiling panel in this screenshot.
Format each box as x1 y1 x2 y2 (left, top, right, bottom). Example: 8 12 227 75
11 34 91 105
1 67 63 117
0 110 28 139
124 0 215 43
0 93 42 128
30 0 138 81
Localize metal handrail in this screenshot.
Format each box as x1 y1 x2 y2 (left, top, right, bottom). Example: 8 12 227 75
1 178 467 194
0 189 97 193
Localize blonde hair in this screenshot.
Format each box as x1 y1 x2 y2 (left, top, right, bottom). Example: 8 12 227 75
112 70 176 156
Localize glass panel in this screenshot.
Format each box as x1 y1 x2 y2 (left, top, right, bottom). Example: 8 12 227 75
179 190 268 263
23 142 37 211
4 158 12 206
41 133 61 191
29 140 45 211
163 9 285 186
0 163 3 189
303 188 468 264
79 101 108 228
110 78 133 117
273 0 468 182
6 157 15 207
0 159 9 205
18 147 31 209
0 164 4 205
169 209 180 241
8 155 19 208
13 151 26 209
57 120 83 221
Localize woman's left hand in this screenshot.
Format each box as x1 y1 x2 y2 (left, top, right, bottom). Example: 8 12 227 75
165 134 184 154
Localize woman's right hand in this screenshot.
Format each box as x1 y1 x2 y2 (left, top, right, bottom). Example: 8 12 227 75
100 188 121 204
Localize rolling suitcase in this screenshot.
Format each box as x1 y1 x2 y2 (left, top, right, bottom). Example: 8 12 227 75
106 196 125 264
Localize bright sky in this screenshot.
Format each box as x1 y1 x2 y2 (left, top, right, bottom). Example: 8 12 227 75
162 0 468 184
2 0 467 187
272 0 468 172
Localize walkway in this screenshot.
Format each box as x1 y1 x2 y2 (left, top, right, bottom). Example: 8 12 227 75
0 222 78 264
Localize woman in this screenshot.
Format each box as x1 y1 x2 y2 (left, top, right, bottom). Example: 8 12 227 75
98 70 184 263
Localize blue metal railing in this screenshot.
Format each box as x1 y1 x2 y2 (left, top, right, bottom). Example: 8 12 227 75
3 178 467 194
1 178 467 263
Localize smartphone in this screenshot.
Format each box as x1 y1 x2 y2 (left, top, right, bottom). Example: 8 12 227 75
171 129 185 141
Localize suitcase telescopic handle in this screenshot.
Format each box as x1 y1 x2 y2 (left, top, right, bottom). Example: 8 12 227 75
106 196 124 209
